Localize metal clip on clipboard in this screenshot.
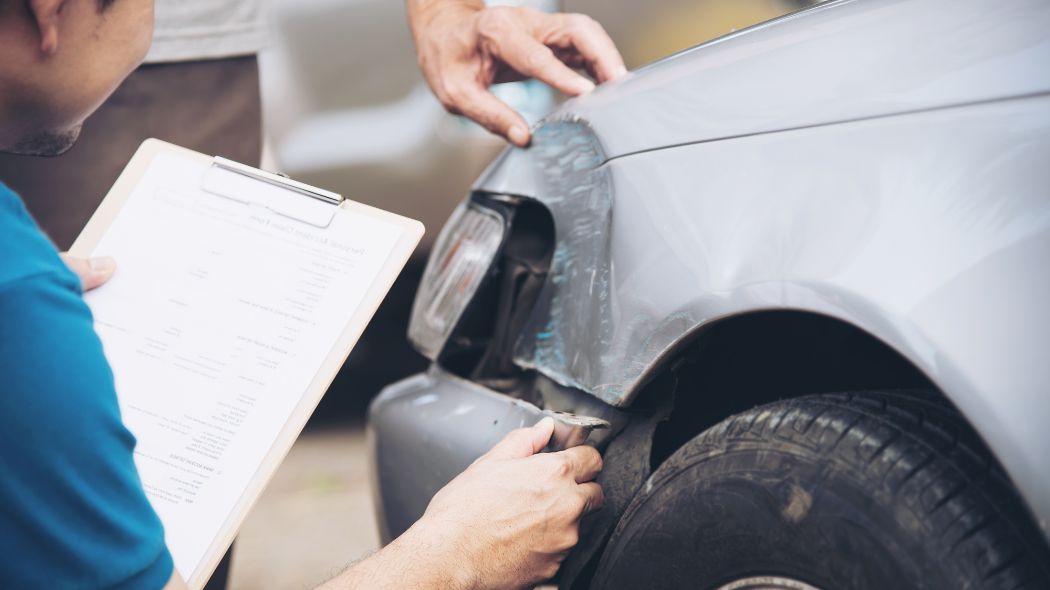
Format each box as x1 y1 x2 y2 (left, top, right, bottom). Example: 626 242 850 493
200 156 344 228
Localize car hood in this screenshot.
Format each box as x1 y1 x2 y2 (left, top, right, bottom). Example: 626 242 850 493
516 0 1050 162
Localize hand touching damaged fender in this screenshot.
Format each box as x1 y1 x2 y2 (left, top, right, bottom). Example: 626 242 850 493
407 0 627 146
325 418 604 590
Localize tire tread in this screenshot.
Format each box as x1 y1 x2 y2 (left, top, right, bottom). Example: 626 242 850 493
616 390 1050 590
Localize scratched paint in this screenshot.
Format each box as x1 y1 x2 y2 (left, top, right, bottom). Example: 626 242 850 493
472 118 701 404
483 120 616 396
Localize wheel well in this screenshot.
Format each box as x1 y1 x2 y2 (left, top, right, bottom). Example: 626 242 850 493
645 310 940 471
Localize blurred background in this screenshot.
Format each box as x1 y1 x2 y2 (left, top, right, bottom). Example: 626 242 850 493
231 0 824 587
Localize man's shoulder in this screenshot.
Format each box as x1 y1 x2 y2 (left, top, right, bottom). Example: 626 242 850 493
0 184 174 589
0 181 78 291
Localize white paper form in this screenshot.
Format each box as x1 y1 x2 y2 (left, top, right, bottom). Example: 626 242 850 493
83 151 403 578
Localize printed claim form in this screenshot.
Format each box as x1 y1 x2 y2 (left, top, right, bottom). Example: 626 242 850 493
70 140 423 588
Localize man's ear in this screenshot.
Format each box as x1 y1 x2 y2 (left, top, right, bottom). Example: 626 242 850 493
27 0 68 56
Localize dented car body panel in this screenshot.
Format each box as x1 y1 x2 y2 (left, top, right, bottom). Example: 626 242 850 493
372 0 1050 548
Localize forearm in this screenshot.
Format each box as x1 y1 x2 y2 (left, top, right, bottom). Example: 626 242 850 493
318 520 474 590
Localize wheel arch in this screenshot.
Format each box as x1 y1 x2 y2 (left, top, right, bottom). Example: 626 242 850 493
628 310 961 473
618 306 1050 548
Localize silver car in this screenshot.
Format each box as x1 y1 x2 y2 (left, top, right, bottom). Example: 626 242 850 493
369 0 1050 587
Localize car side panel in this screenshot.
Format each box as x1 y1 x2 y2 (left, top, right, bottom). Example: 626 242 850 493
481 95 1050 538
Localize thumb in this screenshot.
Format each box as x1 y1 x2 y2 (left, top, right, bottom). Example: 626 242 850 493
60 253 117 292
484 417 555 460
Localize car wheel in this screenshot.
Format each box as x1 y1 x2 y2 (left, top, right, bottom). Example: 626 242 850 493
591 391 1050 590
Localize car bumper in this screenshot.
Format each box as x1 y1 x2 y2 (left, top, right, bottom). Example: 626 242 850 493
368 366 547 542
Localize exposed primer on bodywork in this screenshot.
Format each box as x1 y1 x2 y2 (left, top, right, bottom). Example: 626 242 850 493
473 118 706 403
503 120 616 394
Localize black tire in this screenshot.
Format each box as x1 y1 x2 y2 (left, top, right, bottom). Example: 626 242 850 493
591 391 1050 590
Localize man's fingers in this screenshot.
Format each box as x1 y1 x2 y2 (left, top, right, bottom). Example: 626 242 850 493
59 253 116 292
557 444 603 483
446 81 532 146
484 417 556 460
577 482 605 515
526 417 556 455
553 14 627 83
496 30 595 96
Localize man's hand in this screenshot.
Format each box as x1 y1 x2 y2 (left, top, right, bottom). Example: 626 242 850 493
325 417 603 590
416 417 604 588
407 0 627 146
59 253 116 291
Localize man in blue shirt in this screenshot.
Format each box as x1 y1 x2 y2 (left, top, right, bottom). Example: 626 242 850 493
0 0 621 588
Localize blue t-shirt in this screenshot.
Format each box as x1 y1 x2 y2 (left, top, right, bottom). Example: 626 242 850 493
0 182 174 589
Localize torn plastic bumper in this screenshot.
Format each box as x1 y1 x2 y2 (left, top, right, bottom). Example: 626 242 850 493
368 366 606 543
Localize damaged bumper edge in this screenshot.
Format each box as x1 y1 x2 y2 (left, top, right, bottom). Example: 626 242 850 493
368 366 548 543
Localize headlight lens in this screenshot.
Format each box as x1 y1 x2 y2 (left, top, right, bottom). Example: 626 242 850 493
408 201 505 359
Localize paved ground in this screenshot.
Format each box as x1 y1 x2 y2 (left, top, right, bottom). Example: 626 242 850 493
229 427 378 589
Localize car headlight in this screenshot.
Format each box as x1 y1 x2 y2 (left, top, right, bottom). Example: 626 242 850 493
408 200 505 359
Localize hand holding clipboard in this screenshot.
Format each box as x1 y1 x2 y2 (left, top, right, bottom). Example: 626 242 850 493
70 139 423 589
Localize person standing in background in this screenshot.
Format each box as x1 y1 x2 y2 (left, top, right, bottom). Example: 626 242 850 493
0 1 624 588
0 0 624 252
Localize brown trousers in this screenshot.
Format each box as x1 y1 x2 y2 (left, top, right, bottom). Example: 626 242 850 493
0 56 262 589
0 55 262 250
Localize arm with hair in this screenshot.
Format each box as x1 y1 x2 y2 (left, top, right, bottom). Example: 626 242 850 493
161 419 602 590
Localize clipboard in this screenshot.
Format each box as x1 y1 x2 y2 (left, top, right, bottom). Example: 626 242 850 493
70 139 424 589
